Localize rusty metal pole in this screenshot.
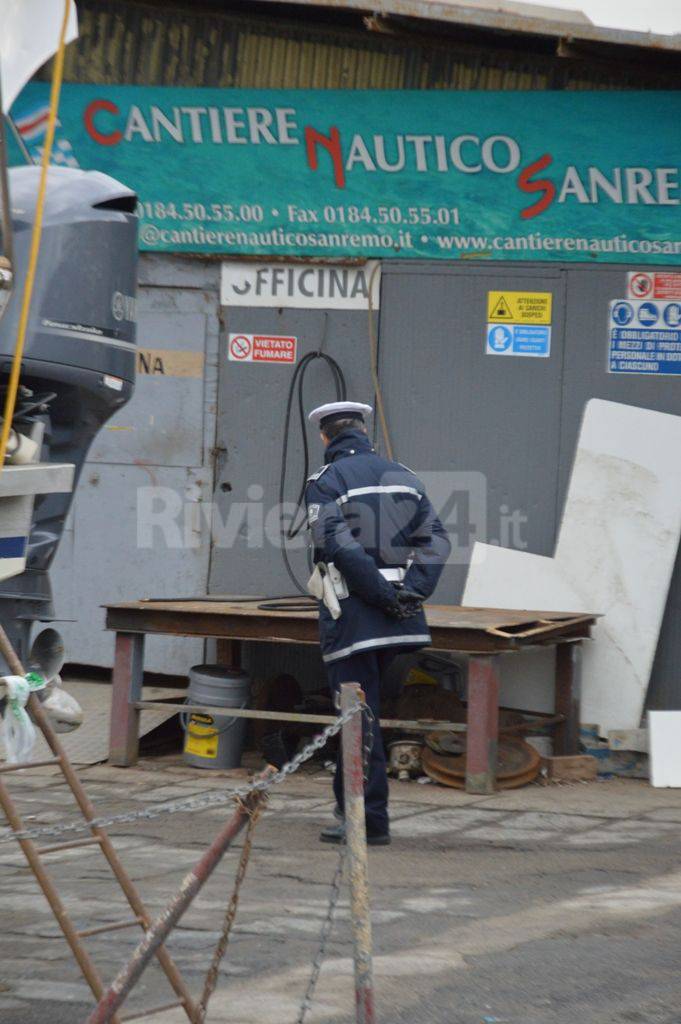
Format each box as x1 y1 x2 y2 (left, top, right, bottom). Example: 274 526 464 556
340 682 376 1024
85 788 265 1024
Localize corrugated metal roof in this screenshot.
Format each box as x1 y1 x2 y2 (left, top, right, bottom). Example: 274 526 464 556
260 0 681 53
54 0 679 90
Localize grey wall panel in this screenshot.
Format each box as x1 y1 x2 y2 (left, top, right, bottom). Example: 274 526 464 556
378 259 680 712
557 267 681 500
209 306 374 597
51 255 220 674
378 263 566 603
88 300 207 468
51 463 210 672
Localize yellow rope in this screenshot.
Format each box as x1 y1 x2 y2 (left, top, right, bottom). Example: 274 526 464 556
0 0 72 474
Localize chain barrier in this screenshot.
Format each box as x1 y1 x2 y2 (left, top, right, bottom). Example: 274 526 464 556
2 697 371 1024
296 843 346 1024
0 702 368 846
195 798 264 1023
361 702 375 783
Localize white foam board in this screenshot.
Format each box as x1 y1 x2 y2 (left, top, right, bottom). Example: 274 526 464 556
463 400 681 735
555 401 681 732
649 712 681 787
464 547 581 714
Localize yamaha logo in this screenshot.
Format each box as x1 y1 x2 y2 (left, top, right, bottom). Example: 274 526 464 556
112 291 136 322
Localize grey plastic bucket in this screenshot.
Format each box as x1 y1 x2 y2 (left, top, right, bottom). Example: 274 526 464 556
182 665 251 770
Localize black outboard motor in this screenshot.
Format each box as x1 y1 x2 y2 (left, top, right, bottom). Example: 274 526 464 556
0 166 137 657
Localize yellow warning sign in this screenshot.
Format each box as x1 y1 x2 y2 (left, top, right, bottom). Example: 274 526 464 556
489 295 514 320
487 291 552 325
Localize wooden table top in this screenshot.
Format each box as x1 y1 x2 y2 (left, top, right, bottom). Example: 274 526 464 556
105 597 598 654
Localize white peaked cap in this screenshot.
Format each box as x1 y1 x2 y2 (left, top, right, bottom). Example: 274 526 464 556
308 401 373 427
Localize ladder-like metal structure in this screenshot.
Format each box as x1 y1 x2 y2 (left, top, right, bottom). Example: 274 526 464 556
0 626 198 1023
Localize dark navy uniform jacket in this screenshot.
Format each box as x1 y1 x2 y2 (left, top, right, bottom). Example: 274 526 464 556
305 428 451 664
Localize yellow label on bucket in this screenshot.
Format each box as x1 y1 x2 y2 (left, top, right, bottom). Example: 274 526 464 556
404 667 438 687
185 714 218 759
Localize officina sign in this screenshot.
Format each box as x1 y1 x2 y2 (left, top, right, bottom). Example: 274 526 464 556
10 84 681 263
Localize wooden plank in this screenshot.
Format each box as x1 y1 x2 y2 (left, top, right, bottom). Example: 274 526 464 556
135 700 468 733
486 615 595 641
216 638 242 668
543 754 598 782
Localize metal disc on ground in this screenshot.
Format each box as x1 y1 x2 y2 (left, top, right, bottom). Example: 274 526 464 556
425 730 466 757
422 737 541 789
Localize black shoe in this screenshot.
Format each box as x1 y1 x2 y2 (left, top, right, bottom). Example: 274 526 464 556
333 804 344 822
320 823 345 844
319 823 391 846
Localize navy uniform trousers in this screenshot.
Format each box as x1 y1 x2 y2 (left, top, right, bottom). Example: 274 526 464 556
327 648 399 837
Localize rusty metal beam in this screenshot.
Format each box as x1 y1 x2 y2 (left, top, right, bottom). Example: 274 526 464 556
465 655 500 795
85 786 267 1024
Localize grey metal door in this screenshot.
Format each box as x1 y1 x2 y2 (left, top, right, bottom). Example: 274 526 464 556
377 262 567 603
209 306 375 597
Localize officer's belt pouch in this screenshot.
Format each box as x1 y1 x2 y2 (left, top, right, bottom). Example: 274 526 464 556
327 562 349 600
307 564 325 601
306 563 345 620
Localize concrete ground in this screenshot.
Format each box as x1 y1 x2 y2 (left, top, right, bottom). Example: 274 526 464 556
2 755 681 1024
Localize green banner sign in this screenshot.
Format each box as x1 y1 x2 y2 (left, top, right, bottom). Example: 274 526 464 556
10 84 681 263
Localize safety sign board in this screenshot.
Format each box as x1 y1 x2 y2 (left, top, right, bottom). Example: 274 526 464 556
487 291 552 325
627 271 681 301
608 300 681 375
486 323 551 358
228 333 297 364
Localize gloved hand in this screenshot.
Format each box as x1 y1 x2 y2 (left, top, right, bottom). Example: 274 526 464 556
382 585 424 621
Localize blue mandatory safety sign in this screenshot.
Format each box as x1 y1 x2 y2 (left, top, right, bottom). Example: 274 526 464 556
612 301 634 326
486 323 550 358
608 299 681 376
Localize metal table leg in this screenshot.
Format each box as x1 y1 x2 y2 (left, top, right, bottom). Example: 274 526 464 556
109 632 145 767
216 638 243 668
465 655 500 794
553 641 582 756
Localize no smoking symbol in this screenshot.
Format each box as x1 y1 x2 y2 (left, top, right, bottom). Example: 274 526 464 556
230 335 252 360
631 273 653 298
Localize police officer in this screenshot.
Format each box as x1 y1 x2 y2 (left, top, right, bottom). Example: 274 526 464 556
305 401 451 845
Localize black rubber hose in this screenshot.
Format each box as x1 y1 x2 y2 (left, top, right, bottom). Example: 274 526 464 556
278 349 346 594
147 350 347 603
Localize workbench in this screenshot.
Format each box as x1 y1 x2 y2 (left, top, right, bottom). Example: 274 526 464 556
105 599 596 794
